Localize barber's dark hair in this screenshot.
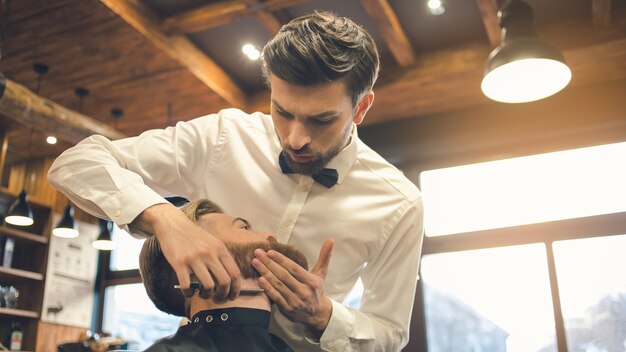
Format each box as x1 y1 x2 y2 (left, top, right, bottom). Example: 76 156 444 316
139 199 223 317
261 11 380 106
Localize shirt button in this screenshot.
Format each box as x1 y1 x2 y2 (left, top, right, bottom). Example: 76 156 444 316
220 313 229 321
206 315 213 323
114 210 121 217
298 185 308 192
193 317 199 323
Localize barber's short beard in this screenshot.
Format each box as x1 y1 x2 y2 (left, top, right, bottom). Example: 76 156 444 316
224 238 308 279
282 143 343 175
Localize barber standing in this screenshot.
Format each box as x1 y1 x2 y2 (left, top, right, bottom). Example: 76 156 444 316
48 11 423 352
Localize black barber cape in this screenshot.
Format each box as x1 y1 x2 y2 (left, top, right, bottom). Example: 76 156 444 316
144 308 293 352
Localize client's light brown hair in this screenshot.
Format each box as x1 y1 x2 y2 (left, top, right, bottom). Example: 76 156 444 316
139 199 309 317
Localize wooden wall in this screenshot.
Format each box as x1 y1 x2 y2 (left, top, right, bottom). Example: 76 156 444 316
35 322 88 352
6 156 96 351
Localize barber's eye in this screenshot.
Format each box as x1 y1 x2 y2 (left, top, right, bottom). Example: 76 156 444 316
240 223 251 230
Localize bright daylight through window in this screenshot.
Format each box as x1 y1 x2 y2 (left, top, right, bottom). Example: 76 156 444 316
420 141 626 237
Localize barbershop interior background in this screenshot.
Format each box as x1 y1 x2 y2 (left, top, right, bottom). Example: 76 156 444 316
1 0 626 351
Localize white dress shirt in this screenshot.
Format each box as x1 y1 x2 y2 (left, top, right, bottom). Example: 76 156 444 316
48 108 424 352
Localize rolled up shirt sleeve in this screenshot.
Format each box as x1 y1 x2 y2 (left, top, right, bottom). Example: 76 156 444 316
47 112 225 235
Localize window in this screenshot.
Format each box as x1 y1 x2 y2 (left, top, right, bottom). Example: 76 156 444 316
421 244 556 352
552 235 626 351
420 142 626 237
109 226 144 271
102 283 180 350
417 141 626 352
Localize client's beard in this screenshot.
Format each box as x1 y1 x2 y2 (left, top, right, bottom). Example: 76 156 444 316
224 238 308 279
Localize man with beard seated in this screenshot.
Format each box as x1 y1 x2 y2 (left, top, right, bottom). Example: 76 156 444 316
140 199 313 351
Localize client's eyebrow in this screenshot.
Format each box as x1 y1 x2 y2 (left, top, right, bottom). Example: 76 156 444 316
232 217 251 229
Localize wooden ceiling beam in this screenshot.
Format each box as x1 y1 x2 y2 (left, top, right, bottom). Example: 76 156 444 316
162 1 247 34
100 0 248 109
163 0 309 34
366 37 626 125
475 0 501 47
242 0 282 35
0 74 126 144
592 0 612 28
359 0 415 67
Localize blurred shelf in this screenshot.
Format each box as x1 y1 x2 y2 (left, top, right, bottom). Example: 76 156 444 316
0 266 43 281
0 225 48 244
0 307 39 319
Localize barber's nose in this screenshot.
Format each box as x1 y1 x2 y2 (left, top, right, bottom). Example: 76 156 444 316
288 122 310 150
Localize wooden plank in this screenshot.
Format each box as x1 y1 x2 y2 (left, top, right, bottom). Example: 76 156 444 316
365 37 626 125
475 0 501 47
0 307 40 319
162 1 247 33
592 0 612 28
36 321 88 352
0 76 126 144
100 0 248 109
359 0 415 67
0 266 44 281
163 0 309 34
243 0 283 35
0 225 48 244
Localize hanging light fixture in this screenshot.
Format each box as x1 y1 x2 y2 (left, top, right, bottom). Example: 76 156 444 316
5 64 48 227
481 0 571 103
5 190 34 226
52 204 78 238
92 219 115 251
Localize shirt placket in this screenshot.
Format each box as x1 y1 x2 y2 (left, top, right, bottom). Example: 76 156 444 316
276 176 314 244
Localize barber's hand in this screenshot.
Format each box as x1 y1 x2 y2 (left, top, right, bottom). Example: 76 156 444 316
252 238 335 337
136 203 241 301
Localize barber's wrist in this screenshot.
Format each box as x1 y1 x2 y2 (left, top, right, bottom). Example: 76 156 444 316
131 203 174 236
307 296 333 338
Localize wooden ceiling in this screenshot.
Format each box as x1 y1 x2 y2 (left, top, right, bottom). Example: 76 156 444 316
1 0 625 169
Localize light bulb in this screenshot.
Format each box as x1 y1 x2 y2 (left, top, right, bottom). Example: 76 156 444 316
242 44 261 61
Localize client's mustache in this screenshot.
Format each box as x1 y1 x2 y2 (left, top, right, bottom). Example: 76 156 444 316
224 238 309 279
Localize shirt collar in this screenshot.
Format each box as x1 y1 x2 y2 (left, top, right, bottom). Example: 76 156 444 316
325 124 358 185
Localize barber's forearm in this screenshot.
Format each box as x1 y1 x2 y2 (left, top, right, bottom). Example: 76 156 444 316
129 203 177 237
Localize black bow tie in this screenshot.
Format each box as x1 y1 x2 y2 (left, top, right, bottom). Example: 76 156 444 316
279 152 338 188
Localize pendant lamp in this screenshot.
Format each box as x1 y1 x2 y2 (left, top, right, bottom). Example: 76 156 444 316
92 219 116 251
5 190 34 226
52 204 78 238
481 0 571 103
5 64 49 226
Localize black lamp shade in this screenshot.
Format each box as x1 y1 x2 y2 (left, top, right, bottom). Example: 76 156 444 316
53 205 78 238
93 219 115 250
5 190 34 226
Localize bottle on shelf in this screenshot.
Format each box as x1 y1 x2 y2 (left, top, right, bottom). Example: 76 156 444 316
2 237 15 267
9 322 23 351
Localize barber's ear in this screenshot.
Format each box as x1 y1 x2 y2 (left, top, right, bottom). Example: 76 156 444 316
353 91 374 126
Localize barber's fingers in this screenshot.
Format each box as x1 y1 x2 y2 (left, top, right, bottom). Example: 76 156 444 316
173 265 194 297
253 257 301 307
311 238 335 280
189 261 215 297
221 254 242 300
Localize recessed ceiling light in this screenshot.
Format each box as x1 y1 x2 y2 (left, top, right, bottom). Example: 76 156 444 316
242 43 261 61
46 136 57 144
427 0 445 15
